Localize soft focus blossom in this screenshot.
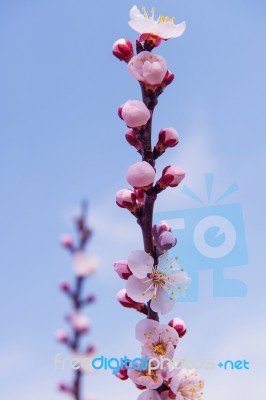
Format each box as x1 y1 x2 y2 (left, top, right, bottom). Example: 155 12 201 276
168 318 187 338
128 364 164 390
112 38 134 62
170 369 204 400
138 390 161 400
60 234 74 250
116 288 145 312
126 161 156 189
128 51 167 86
136 319 179 359
156 166 185 190
67 312 90 334
113 260 133 280
116 188 137 212
119 100 151 128
128 6 186 40
59 281 71 293
73 251 98 277
126 251 191 314
125 129 141 150
157 231 177 252
55 329 68 343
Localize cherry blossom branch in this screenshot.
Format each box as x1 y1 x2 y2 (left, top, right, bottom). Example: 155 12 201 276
56 202 97 400
112 6 204 399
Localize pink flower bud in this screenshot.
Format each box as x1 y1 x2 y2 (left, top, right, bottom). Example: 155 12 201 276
59 281 71 293
125 129 141 151
115 365 129 380
134 188 145 205
126 161 155 189
119 100 151 128
157 128 179 150
152 220 171 240
60 234 73 250
112 39 134 62
116 189 137 212
128 51 168 86
156 165 186 189
55 329 68 343
157 231 177 251
114 260 133 280
168 317 187 338
116 289 145 311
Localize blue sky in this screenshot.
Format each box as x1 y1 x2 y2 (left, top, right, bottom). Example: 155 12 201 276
0 0 265 399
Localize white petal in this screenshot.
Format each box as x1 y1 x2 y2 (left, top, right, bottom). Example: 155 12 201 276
128 250 153 278
150 287 175 315
126 275 153 303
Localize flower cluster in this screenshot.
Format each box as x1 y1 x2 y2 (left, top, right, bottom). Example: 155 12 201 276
112 5 204 399
56 203 98 399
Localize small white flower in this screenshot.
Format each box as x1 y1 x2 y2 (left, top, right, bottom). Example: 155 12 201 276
128 6 186 40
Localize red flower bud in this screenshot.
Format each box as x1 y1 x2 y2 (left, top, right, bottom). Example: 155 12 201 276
112 39 134 62
125 129 141 151
168 317 187 338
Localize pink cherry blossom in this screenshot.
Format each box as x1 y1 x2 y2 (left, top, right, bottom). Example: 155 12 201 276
112 38 134 62
128 364 164 390
153 221 171 239
170 369 204 400
136 319 179 359
60 234 73 250
126 161 156 189
168 318 187 338
137 390 161 400
128 6 186 40
119 100 151 128
126 251 191 314
128 51 167 86
73 251 98 277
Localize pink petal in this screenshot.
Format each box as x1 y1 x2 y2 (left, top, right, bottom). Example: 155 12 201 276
138 390 161 400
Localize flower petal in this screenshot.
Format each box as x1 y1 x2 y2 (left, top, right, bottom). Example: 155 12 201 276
128 250 153 278
150 286 175 315
126 275 153 303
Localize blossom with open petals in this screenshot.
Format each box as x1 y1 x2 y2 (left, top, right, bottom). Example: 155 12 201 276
129 6 186 40
128 51 167 86
136 319 179 359
126 251 191 315
170 369 204 400
128 364 164 390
